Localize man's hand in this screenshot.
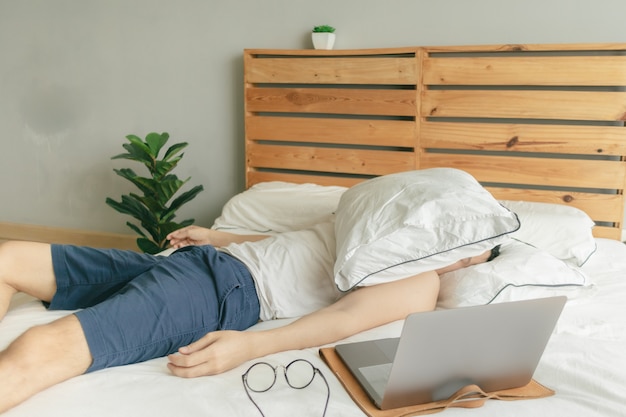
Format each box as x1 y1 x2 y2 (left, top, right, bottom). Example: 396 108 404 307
167 331 257 377
167 226 213 249
168 227 270 249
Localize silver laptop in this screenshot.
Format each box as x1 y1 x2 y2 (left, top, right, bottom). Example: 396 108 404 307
335 296 566 410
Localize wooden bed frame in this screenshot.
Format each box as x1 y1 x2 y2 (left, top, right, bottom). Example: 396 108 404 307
244 43 626 240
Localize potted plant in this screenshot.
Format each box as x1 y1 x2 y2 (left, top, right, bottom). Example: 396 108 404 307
312 25 336 50
106 132 204 254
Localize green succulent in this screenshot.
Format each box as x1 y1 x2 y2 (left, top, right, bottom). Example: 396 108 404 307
313 25 335 33
106 132 204 254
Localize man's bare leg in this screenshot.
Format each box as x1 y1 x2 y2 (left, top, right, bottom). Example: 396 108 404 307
0 241 92 412
0 241 58 320
0 314 91 412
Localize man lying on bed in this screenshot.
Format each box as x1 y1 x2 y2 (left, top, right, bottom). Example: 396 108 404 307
0 225 497 412
0 167 519 412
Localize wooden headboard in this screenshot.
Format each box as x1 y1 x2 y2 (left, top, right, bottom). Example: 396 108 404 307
243 43 626 240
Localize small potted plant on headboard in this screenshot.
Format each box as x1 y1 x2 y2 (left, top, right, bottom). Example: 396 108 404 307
106 132 204 254
312 25 336 50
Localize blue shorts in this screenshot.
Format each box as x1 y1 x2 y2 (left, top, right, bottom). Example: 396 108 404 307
48 244 260 372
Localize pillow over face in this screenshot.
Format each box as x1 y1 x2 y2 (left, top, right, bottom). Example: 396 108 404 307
333 168 520 291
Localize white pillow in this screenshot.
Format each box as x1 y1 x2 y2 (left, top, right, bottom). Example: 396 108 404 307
212 181 347 233
333 168 520 291
438 240 591 309
499 200 596 266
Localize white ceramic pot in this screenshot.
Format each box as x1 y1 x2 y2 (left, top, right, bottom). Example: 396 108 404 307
312 32 336 50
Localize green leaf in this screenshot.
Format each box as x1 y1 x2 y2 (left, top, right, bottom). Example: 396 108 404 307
105 197 135 216
145 132 169 158
111 143 150 163
111 152 142 162
154 158 181 179
155 176 186 203
129 193 164 217
163 185 204 221
112 167 139 181
136 213 162 242
110 195 154 223
137 237 163 255
107 198 156 242
125 134 153 155
159 221 187 238
125 221 147 238
113 169 159 197
117 135 154 163
163 142 188 161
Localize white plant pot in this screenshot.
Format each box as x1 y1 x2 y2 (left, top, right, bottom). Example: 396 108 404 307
312 32 336 50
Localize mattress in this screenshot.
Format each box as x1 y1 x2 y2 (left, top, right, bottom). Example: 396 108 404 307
2 237 625 417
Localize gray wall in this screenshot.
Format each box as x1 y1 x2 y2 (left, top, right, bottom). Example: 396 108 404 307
2 0 626 234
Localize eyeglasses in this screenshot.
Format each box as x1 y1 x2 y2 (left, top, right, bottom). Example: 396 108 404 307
242 359 330 417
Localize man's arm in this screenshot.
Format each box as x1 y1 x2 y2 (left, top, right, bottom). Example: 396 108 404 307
167 270 440 377
167 226 269 249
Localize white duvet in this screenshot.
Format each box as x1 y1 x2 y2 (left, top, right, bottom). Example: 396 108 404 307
2 238 626 416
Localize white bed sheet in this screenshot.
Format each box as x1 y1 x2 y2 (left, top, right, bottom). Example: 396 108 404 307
2 238 625 417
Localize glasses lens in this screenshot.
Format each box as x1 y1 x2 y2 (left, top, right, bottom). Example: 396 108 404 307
285 359 316 389
246 362 276 392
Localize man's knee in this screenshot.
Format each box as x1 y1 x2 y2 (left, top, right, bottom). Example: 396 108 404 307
0 241 17 281
11 315 92 374
0 241 56 301
0 314 92 413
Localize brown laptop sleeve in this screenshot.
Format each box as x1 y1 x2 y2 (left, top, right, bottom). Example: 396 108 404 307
319 347 554 417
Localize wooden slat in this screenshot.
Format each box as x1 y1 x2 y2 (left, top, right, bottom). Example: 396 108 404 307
420 153 626 189
247 116 415 147
245 47 420 57
245 43 626 57
246 57 417 85
486 187 625 222
592 226 623 240
247 171 362 188
247 143 415 175
421 122 626 156
424 43 626 53
247 87 417 116
424 56 626 86
422 90 626 121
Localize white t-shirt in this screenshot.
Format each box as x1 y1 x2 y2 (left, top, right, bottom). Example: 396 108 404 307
220 222 343 321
